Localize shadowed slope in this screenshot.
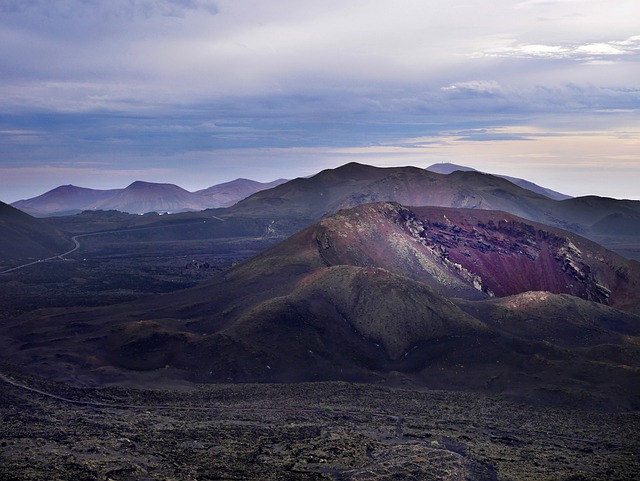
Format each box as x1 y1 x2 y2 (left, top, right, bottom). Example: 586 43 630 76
0 201 70 267
453 291 640 406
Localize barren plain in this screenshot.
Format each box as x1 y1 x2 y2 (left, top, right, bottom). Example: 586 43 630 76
1 365 639 481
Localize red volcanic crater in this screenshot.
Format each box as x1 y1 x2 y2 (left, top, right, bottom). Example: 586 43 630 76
307 202 640 312
409 206 635 305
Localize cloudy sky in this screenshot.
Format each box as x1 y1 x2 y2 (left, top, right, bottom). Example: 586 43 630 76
1 0 639 203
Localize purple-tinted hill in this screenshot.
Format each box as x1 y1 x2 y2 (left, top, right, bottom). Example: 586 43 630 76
11 177 290 216
196 178 288 208
11 185 122 217
95 181 207 214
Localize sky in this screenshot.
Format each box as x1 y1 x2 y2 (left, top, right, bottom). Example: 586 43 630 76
1 0 639 203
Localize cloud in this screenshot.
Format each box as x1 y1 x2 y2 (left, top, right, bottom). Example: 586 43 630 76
472 34 640 63
0 0 219 18
2 1 638 108
435 81 640 116
441 80 504 95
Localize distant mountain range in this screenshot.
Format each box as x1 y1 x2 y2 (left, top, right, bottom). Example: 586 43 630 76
11 178 288 217
5 162 639 265
11 163 571 217
195 178 288 207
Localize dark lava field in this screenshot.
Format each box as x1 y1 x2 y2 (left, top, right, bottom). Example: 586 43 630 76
1 365 639 481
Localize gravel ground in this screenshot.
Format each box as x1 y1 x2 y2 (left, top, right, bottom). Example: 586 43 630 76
1 366 638 481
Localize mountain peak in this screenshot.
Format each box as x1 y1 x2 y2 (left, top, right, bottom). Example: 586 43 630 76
426 163 571 201
426 163 477 175
126 180 174 190
331 161 386 176
48 184 89 193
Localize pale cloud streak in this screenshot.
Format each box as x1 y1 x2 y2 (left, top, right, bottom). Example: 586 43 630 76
473 34 640 63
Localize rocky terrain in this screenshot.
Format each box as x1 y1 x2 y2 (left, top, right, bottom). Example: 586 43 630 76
1 365 638 481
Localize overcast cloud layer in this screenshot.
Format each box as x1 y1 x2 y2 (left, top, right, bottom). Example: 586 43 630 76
1 0 639 202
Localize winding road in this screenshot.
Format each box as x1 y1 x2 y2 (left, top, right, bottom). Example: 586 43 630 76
0 216 227 275
0 233 85 274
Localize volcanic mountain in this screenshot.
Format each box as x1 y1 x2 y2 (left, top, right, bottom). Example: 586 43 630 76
4 202 639 408
0 201 70 268
228 163 609 224
11 184 122 217
195 178 288 208
426 162 572 201
93 181 207 214
225 162 640 258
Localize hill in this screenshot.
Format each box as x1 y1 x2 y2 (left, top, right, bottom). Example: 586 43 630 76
224 162 640 258
10 184 122 217
3 202 639 409
226 163 601 224
0 201 70 268
95 181 206 214
25 163 639 264
426 162 572 201
13 163 639 260
195 178 289 208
